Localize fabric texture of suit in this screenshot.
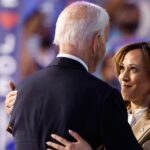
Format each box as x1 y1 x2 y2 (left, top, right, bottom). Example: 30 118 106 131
10 57 143 150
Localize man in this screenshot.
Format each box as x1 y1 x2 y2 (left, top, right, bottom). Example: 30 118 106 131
8 1 143 150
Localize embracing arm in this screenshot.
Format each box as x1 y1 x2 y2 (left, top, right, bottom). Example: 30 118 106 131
5 83 92 150
5 85 143 150
46 89 143 150
47 130 92 150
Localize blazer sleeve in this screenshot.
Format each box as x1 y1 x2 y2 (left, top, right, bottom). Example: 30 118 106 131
100 89 143 150
10 83 43 150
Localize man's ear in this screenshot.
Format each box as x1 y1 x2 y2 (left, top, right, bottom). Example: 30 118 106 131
92 32 101 55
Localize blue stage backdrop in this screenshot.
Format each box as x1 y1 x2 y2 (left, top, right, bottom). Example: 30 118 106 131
0 0 21 149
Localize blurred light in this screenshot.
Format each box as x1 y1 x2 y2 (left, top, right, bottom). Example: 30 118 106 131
0 0 19 8
0 56 17 75
40 1 55 27
0 76 12 97
0 34 16 54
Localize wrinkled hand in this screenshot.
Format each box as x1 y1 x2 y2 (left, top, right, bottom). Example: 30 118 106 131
5 82 17 115
47 130 92 150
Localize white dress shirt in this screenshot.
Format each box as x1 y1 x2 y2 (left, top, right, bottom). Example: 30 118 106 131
128 107 148 127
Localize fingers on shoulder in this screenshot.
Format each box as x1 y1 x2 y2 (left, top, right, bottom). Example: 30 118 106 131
68 130 82 141
6 91 17 98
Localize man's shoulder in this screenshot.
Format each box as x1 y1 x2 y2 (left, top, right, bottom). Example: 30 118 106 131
17 68 50 90
86 73 122 98
87 73 114 90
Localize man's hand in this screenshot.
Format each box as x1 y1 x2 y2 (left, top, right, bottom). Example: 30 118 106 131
46 130 92 150
5 82 17 115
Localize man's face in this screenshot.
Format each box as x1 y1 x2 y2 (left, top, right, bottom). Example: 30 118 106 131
118 49 150 103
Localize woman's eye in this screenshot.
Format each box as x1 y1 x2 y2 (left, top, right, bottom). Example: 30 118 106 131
130 67 137 72
119 65 124 72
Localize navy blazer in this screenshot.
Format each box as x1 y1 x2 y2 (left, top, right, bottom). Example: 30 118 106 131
10 57 143 150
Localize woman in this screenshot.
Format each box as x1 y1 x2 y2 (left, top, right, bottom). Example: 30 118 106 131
5 42 150 149
114 41 150 150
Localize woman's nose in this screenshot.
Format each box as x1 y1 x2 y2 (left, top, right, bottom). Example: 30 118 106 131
119 70 129 82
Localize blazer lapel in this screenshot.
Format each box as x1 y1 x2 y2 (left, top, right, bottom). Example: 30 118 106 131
132 114 150 144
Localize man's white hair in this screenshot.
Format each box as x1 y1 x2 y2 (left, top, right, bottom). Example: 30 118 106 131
54 1 109 50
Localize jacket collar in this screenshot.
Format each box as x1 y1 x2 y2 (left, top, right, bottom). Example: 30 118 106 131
49 57 88 72
57 53 88 71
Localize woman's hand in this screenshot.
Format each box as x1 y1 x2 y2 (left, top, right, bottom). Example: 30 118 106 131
5 82 17 115
47 130 92 150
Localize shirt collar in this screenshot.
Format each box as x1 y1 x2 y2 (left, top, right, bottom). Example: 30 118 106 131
128 107 148 127
57 53 88 71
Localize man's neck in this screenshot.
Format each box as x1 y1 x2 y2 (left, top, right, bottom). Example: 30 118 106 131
59 44 90 69
59 43 94 72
